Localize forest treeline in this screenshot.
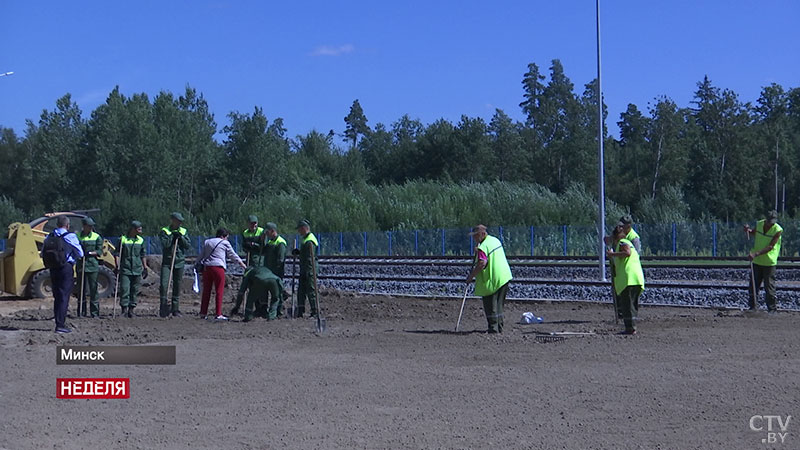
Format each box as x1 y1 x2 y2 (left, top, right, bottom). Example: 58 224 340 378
1 59 798 236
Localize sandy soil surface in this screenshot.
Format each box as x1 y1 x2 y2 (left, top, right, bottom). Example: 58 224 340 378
0 285 798 450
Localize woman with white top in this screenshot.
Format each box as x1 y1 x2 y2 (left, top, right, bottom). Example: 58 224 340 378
198 228 246 320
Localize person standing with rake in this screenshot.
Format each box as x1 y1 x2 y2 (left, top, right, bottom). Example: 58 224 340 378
744 210 783 313
158 212 191 318
465 225 512 334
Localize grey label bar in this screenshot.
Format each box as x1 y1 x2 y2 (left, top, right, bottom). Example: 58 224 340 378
56 346 176 365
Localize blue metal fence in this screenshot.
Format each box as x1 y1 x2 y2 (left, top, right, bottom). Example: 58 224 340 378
3 222 798 257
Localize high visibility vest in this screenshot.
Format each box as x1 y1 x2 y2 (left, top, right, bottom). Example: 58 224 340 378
302 233 318 247
118 235 145 275
120 235 144 246
161 226 187 236
268 236 287 247
299 233 318 276
77 231 103 272
79 231 101 242
625 228 640 241
474 235 513 296
752 220 782 266
243 227 265 238
613 238 645 295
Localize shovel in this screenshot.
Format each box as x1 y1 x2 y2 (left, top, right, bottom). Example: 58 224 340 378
288 253 297 319
311 247 326 333
78 258 86 317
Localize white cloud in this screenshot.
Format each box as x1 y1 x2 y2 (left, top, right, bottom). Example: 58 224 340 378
310 44 355 57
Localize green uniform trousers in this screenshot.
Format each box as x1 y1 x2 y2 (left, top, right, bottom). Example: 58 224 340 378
482 282 509 333
618 285 641 332
159 265 185 314
296 274 317 317
119 274 141 308
245 281 282 320
749 264 777 311
76 271 99 317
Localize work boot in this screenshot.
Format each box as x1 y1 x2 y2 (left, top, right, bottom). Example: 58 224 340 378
121 307 128 317
126 307 135 318
230 306 240 316
172 310 183 318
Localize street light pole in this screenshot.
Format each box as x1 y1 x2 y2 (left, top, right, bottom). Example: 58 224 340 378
596 0 607 281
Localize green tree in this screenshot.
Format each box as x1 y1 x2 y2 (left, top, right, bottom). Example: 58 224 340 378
688 76 760 221
343 99 369 149
20 94 86 212
223 107 289 203
755 83 790 212
488 109 525 182
450 116 491 182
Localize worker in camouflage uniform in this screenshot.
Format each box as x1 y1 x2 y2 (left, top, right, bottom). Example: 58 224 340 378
235 265 283 322
158 212 191 318
293 219 318 318
115 220 147 318
76 217 104 318
263 222 287 317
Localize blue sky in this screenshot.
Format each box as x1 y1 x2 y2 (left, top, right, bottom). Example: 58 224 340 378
1 0 798 142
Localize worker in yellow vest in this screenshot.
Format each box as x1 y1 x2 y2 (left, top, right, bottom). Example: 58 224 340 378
744 210 783 312
76 217 104 318
466 225 513 334
158 212 191 318
294 219 319 318
607 223 645 335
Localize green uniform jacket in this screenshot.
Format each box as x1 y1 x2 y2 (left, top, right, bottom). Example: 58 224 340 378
299 233 318 277
264 235 287 278
117 235 146 276
236 266 282 305
76 231 103 273
242 227 265 264
159 226 191 269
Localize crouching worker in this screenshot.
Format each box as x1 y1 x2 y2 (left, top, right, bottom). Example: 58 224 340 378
466 225 513 334
606 224 645 335
235 266 283 322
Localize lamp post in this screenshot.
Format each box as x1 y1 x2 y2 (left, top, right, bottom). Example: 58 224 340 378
596 0 607 281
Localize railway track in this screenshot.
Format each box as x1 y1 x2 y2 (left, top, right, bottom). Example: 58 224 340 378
312 255 800 270
312 274 800 292
280 256 800 311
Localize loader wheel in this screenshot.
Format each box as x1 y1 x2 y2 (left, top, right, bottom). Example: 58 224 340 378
30 270 52 299
97 266 115 299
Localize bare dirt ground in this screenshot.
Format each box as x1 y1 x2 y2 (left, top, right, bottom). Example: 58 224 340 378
0 284 798 450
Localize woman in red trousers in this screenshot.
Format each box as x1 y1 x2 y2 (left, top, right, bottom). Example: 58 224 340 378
197 228 246 320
